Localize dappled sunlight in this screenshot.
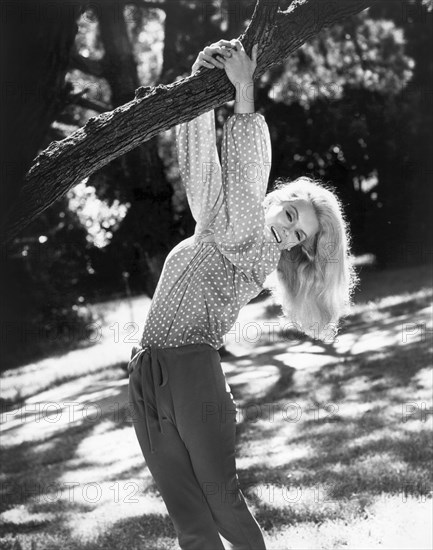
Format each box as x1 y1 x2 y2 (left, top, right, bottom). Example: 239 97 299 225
1 376 130 448
226 363 280 399
0 293 151 404
57 480 168 545
334 308 428 355
1 264 431 548
220 267 432 549
273 348 336 369
62 421 138 473
243 437 313 470
269 12 415 109
0 507 57 532
266 494 432 549
67 181 129 248
1 368 173 547
342 398 393 419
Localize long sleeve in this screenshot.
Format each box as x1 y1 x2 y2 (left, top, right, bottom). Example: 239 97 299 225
175 110 224 237
213 113 272 275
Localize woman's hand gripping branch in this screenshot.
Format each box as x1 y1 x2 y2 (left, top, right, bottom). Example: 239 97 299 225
191 39 259 114
191 40 235 75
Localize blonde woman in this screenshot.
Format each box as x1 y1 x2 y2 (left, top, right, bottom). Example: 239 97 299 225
128 39 357 549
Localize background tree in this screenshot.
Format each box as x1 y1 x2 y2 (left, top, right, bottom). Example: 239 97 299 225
0 0 89 368
259 1 432 265
0 0 83 221
78 2 176 297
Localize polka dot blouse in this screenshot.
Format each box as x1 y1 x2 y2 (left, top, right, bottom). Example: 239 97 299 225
139 110 282 351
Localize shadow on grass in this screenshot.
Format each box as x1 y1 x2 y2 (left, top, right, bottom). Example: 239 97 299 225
226 333 432 530
1 421 102 515
0 360 129 414
1 264 431 547
0 514 177 550
0 391 175 549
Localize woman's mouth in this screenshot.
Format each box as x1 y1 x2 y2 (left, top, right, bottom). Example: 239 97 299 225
270 226 282 243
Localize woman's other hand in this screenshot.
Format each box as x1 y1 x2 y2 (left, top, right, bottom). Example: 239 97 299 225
191 40 234 75
216 40 258 87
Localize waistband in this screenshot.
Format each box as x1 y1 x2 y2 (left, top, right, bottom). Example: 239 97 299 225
136 342 217 353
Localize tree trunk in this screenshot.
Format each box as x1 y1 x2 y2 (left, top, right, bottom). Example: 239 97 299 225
159 0 188 85
158 0 223 84
97 2 140 106
1 0 371 244
0 0 83 223
94 1 175 295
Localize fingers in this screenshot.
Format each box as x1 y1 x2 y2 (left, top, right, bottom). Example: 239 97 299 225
208 40 232 50
204 45 232 60
229 38 243 52
199 51 225 69
197 44 233 70
193 39 253 73
215 39 235 49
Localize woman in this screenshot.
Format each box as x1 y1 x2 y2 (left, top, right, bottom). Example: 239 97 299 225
128 39 357 550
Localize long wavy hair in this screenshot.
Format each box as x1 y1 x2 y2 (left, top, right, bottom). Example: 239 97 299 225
262 176 359 341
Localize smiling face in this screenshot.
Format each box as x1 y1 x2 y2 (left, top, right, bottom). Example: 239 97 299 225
264 198 320 251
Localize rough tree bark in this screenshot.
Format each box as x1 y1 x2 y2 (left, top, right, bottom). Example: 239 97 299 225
1 0 371 244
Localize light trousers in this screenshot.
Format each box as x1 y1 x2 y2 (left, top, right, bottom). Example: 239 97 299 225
128 343 267 550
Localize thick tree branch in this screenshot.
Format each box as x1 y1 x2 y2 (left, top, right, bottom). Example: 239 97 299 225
1 0 371 244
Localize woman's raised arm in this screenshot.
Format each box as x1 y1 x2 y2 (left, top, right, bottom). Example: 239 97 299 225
174 43 234 238
212 41 272 275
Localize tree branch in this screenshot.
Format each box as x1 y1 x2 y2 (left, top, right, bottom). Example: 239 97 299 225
1 0 372 244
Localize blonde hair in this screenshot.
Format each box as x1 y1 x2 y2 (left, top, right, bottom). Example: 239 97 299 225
262 176 359 341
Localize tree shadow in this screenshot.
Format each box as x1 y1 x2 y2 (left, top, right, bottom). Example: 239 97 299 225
223 331 432 530
0 383 176 548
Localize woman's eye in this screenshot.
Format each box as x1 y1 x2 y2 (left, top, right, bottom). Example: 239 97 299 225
286 211 292 222
296 232 301 241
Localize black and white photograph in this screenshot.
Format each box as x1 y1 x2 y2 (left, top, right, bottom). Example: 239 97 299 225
0 1 432 549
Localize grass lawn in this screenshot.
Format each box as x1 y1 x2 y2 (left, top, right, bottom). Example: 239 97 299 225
1 262 432 550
